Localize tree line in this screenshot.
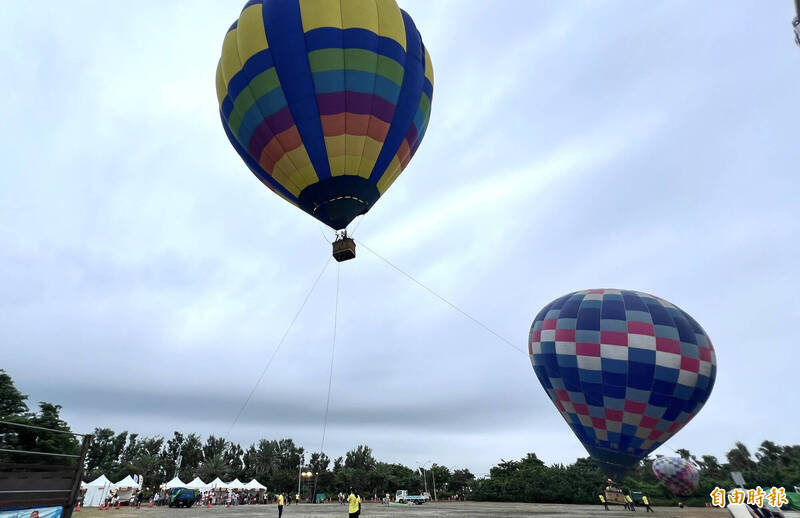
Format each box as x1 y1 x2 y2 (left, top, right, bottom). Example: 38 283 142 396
0 370 473 498
471 443 800 506
2 370 797 505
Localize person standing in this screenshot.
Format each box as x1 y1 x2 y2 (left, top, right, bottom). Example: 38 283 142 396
295 493 299 505
642 495 653 513
277 493 284 518
347 489 358 518
625 494 635 511
355 491 361 517
598 494 609 510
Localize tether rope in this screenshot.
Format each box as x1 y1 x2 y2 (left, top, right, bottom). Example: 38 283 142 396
356 239 527 356
319 261 340 456
225 256 332 440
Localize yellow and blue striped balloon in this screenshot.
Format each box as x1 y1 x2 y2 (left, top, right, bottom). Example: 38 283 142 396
216 0 434 230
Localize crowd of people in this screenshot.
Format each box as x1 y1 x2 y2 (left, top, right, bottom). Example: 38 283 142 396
148 490 301 507
103 489 144 508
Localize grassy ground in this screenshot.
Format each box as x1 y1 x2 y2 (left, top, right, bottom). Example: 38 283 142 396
77 501 730 518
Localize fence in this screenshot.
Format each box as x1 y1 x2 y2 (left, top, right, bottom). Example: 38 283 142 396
0 420 90 518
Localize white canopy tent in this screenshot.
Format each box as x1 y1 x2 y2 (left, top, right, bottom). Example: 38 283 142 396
226 479 246 490
83 475 114 507
114 475 142 503
114 476 141 489
208 477 228 490
186 477 210 491
163 476 186 489
243 479 266 491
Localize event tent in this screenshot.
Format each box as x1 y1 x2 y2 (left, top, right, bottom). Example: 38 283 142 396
243 479 266 490
226 479 246 490
186 477 210 491
114 475 142 503
208 477 228 490
83 475 114 507
163 476 186 489
114 476 141 489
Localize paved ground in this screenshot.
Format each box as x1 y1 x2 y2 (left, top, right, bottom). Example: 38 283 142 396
78 502 730 518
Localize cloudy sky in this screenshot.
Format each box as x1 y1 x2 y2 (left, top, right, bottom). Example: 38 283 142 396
1 1 798 477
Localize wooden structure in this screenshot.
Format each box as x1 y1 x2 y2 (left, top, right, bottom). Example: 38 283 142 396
0 423 90 518
603 486 628 506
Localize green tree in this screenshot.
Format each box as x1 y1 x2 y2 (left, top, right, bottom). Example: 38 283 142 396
178 434 203 481
429 464 450 497
0 370 32 462
0 370 29 418
203 435 227 460
199 454 228 480
726 441 756 472
11 402 81 465
755 440 782 464
344 445 376 491
85 428 128 479
449 468 475 497
160 432 185 481
223 443 244 479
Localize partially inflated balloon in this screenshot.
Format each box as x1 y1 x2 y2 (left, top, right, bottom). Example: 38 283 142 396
652 457 699 496
216 0 434 230
528 289 716 480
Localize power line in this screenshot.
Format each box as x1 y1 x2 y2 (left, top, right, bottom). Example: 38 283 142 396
0 448 80 459
0 420 87 437
225 256 332 440
356 239 527 356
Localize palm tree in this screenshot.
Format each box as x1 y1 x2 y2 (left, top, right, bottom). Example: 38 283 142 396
755 441 782 465
254 440 280 478
726 442 756 471
199 454 228 480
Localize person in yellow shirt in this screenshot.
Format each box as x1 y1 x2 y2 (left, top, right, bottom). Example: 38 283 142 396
598 494 608 510
643 495 654 512
625 494 635 512
277 493 284 518
347 489 358 518
295 493 299 505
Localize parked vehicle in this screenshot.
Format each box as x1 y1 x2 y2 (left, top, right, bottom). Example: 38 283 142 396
168 488 199 508
395 490 429 504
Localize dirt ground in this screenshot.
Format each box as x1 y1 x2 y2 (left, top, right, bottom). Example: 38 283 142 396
77 502 730 518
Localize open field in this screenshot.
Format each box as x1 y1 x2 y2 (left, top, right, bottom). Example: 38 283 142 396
77 502 730 518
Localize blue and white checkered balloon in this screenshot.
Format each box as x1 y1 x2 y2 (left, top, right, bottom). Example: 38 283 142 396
529 289 717 480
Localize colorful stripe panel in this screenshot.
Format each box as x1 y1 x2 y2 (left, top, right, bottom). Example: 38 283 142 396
217 0 433 230
528 289 717 481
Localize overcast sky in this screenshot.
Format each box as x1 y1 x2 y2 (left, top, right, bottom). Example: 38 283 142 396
1 1 798 477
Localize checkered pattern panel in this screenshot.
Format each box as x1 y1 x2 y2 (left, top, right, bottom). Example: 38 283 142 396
652 456 700 496
528 289 716 479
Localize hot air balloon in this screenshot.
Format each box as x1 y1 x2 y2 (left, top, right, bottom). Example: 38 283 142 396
216 0 434 261
528 289 717 481
652 456 700 496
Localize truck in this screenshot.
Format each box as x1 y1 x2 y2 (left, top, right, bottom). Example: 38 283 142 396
395 490 430 504
167 488 200 508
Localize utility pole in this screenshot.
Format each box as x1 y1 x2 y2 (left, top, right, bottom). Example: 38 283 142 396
297 454 304 498
431 467 437 502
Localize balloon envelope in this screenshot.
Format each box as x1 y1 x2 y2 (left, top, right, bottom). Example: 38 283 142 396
652 457 699 496
528 289 716 480
216 0 434 230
